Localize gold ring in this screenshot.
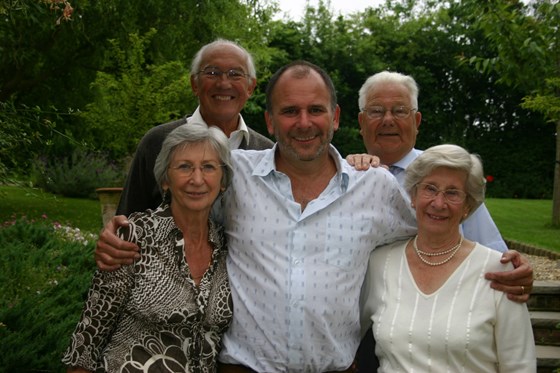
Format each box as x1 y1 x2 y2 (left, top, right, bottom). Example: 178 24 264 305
521 285 525 294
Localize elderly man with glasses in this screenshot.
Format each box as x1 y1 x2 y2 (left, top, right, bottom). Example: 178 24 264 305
112 38 273 219
352 70 534 371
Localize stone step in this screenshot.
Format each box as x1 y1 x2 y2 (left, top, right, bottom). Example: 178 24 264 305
536 345 560 372
528 281 560 312
528 281 560 372
531 311 560 346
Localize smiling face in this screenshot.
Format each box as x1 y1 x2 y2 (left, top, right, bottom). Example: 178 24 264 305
265 68 340 166
411 167 470 238
190 44 256 134
164 142 223 215
358 81 422 165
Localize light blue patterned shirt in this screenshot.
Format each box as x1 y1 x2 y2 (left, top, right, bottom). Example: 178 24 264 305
218 145 417 372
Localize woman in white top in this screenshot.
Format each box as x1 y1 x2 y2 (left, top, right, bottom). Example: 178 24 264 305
360 144 536 372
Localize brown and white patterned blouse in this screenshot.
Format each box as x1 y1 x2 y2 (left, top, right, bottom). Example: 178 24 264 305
62 202 232 372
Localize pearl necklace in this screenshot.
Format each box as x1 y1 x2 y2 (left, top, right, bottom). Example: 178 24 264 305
413 235 463 266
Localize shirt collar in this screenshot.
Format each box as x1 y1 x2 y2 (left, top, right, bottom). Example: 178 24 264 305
391 148 422 170
252 144 349 192
190 106 250 147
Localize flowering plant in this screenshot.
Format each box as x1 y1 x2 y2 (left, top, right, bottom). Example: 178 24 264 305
41 0 73 24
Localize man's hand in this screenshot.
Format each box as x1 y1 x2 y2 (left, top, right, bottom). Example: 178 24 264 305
95 215 139 271
485 250 534 303
345 154 383 171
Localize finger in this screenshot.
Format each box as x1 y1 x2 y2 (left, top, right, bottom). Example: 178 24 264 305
506 293 530 304
489 281 532 302
96 239 139 260
94 249 134 267
359 155 372 170
345 154 357 166
95 259 122 272
354 155 372 170
485 260 533 285
499 249 522 266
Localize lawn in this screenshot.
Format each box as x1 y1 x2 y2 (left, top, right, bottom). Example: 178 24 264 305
485 198 559 253
0 185 103 234
1 185 559 252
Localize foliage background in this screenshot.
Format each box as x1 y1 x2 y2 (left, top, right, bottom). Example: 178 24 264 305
1 0 557 203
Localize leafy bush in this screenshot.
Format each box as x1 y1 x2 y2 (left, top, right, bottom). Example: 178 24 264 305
32 148 126 199
0 100 60 183
0 217 97 371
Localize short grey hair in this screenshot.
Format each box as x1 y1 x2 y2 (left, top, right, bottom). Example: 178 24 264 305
404 144 485 219
153 122 233 198
358 71 419 111
190 38 256 81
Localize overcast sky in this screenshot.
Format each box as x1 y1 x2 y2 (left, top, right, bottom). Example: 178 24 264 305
275 0 385 20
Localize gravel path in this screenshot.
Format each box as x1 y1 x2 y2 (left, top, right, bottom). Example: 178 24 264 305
525 254 560 281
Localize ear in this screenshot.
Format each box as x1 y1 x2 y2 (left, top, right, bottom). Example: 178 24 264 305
265 111 274 137
246 77 257 97
414 110 422 133
190 74 199 97
332 104 341 132
358 111 365 136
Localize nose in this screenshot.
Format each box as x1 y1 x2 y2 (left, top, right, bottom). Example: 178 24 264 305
430 191 448 207
297 111 313 128
380 110 395 125
431 193 448 207
215 73 232 87
189 167 205 184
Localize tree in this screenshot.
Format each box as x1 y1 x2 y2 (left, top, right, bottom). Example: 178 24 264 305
459 0 560 226
0 0 278 176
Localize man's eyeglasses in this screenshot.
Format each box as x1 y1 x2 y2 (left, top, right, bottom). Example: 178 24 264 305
198 67 250 81
415 183 467 204
169 162 224 177
361 105 416 120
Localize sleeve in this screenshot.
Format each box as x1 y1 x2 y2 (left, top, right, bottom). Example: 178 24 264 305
61 224 137 370
494 291 537 372
383 175 417 244
461 203 508 253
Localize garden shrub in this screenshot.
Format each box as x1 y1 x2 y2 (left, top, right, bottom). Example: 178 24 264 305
0 217 97 371
32 148 126 199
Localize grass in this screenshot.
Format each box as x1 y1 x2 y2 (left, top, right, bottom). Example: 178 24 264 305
485 198 559 253
0 184 559 252
0 185 103 234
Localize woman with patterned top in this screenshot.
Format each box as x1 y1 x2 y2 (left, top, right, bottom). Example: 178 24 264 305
360 144 536 372
63 122 233 373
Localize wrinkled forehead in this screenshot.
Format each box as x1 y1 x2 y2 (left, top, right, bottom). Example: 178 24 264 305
200 44 248 70
171 141 219 161
366 82 412 105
